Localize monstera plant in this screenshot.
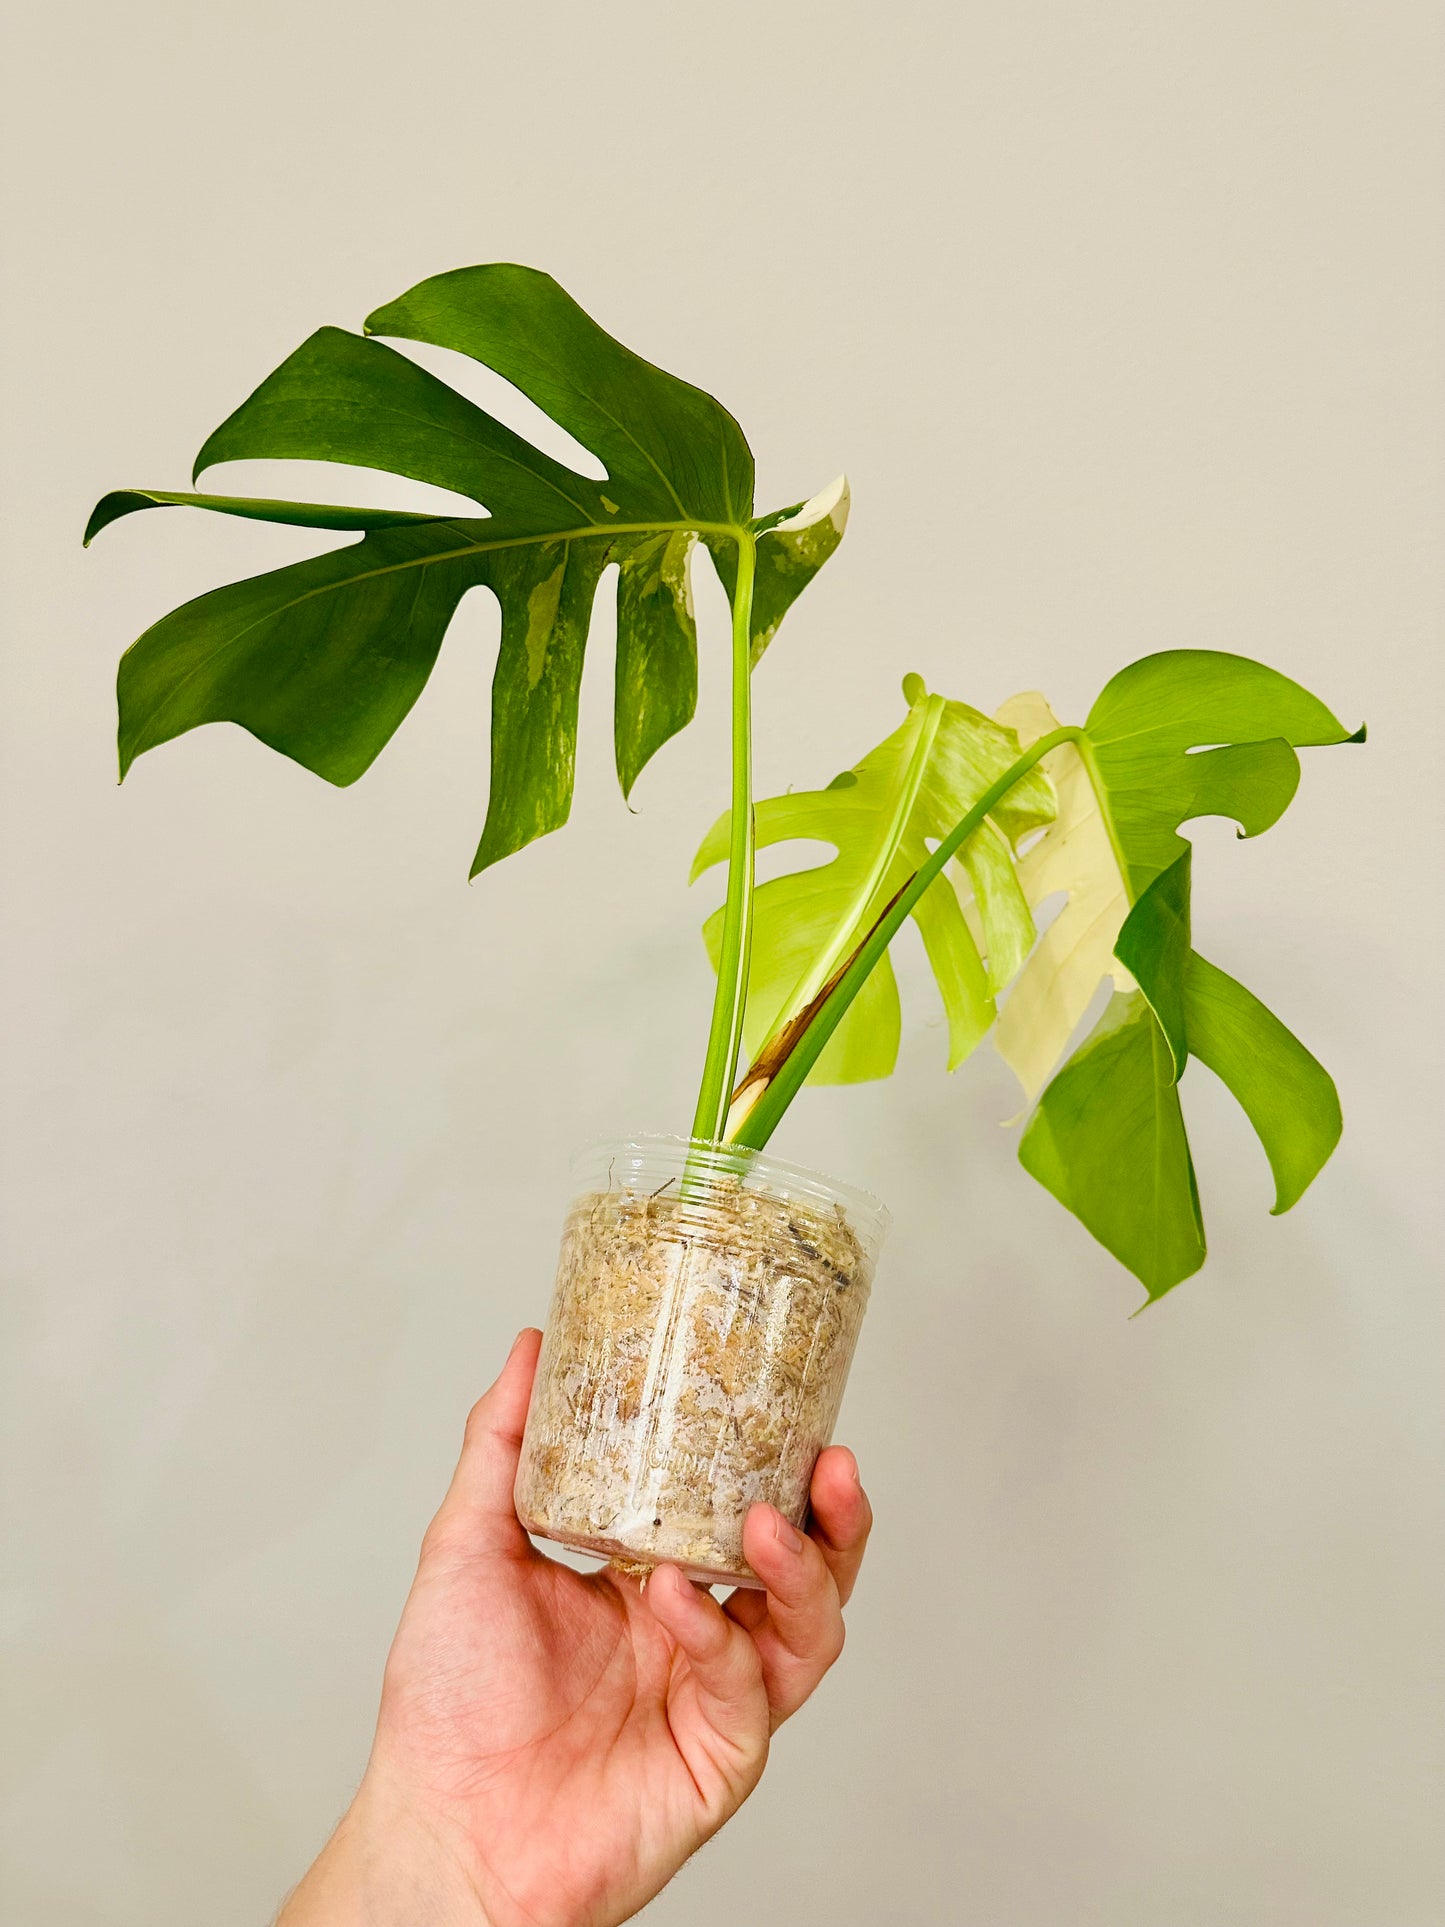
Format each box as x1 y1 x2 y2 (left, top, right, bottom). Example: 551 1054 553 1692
88 262 1361 1302
90 263 1361 1581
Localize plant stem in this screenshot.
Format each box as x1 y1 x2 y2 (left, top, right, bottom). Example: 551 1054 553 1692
690 532 758 1144
728 724 1083 1151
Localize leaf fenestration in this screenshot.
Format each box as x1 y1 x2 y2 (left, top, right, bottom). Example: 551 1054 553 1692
1086 649 1362 895
363 265 755 527
193 324 599 525
92 265 846 870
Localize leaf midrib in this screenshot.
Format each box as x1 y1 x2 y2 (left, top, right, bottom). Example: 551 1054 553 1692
122 515 749 758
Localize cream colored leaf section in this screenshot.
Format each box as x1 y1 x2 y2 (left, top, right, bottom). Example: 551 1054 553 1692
748 475 851 659
769 471 850 545
991 691 1134 1099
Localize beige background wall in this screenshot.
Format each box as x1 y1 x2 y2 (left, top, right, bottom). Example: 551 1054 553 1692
3 3 1442 1922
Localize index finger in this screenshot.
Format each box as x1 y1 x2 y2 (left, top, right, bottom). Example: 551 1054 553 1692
724 1445 872 1636
803 1445 873 1606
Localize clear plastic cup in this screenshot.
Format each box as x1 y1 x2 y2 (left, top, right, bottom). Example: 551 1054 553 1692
514 1135 889 1587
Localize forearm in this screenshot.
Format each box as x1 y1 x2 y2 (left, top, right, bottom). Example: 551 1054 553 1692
277 1784 494 1927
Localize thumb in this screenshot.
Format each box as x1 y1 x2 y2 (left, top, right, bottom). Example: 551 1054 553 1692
424 1327 543 1562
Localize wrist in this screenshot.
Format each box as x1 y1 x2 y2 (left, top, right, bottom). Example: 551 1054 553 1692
277 1777 494 1927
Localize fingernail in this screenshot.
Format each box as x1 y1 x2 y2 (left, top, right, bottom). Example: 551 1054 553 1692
842 1449 862 1488
772 1510 805 1553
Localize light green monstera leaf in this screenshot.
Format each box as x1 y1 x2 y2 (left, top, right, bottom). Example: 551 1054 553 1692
691 674 1054 1099
86 265 846 875
1008 652 1360 1298
709 650 1361 1303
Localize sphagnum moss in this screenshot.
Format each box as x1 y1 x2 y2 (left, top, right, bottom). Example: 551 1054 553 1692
514 1178 872 1587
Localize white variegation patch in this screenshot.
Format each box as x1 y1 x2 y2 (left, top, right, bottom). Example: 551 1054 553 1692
992 691 1135 1099
770 472 850 541
661 528 696 621
749 475 851 659
523 556 566 687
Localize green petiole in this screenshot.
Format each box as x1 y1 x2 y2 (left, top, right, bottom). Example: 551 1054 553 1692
689 533 758 1144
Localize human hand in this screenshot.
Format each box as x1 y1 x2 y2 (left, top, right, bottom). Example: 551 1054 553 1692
278 1327 873 1927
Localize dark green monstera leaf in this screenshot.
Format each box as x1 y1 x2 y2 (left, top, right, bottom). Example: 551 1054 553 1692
87 265 847 875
